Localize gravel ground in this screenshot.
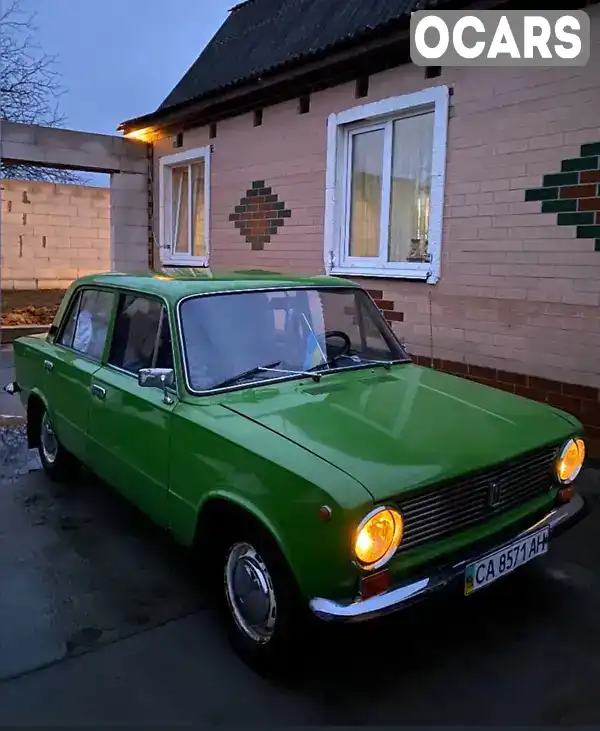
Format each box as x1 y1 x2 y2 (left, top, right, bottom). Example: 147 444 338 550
0 346 36 482
0 424 41 483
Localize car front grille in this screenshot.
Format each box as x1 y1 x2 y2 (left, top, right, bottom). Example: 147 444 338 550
396 443 561 552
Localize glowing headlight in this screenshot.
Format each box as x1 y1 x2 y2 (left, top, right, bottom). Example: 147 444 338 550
354 506 403 570
555 438 585 484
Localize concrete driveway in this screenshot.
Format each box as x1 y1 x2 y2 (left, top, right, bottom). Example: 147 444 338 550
1 346 599 724
0 468 598 723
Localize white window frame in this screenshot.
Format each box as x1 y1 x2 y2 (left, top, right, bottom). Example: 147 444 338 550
324 85 449 284
159 146 211 266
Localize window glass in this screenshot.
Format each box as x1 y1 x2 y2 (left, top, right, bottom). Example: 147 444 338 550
342 109 435 267
348 129 384 258
108 295 174 375
57 290 82 348
191 161 205 257
388 111 434 263
172 166 189 254
58 289 114 360
169 158 206 258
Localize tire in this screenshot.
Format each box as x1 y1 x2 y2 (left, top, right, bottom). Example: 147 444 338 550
38 408 79 481
219 526 309 675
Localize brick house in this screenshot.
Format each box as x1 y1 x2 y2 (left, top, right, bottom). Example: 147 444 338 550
119 0 600 454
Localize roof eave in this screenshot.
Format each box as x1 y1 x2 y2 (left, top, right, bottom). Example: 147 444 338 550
117 14 416 134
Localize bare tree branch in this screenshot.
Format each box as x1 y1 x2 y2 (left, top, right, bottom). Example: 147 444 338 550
0 0 88 184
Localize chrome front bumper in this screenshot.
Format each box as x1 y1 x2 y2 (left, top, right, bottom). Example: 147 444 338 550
309 493 588 623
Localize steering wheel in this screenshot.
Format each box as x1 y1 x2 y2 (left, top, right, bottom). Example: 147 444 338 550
324 330 351 358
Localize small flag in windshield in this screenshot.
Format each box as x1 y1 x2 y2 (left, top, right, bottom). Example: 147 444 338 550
303 329 326 370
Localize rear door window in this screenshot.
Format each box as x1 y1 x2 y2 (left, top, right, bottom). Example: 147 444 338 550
58 288 115 361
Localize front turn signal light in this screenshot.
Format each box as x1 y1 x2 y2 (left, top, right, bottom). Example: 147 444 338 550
354 506 403 571
555 438 585 485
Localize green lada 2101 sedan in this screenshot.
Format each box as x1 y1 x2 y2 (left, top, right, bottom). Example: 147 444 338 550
6 270 589 668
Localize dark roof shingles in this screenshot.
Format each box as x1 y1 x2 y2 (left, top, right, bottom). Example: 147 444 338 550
158 0 421 111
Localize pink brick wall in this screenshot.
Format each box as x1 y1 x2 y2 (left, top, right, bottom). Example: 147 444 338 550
153 5 600 391
1 179 110 290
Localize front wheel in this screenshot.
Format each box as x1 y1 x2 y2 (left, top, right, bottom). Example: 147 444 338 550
38 409 79 481
221 532 308 674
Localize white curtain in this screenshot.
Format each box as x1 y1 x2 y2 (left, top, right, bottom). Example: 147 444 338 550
348 129 384 258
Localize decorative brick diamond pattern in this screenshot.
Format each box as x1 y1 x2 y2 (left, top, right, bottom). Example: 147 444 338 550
524 142 600 252
229 180 292 251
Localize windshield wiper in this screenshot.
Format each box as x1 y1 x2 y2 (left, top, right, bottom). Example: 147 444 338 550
213 361 282 389
308 354 409 374
213 361 324 389
348 356 407 369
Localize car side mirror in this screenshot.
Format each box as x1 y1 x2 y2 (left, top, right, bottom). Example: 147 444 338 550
138 367 175 405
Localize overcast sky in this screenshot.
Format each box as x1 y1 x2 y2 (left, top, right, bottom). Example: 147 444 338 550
25 0 231 135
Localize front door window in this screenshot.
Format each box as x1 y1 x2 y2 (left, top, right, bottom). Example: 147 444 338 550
108 294 174 376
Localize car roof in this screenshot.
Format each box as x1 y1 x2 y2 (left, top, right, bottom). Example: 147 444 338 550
72 268 359 302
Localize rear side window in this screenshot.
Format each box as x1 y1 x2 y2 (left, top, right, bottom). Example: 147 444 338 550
108 294 174 375
58 288 115 361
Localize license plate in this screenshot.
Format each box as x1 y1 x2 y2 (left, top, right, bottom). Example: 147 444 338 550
464 527 549 596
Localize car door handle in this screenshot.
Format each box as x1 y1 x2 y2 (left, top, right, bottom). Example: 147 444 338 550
44 360 54 372
90 384 106 400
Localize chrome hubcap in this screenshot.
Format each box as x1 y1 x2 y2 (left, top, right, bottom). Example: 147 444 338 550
40 412 58 464
224 542 277 644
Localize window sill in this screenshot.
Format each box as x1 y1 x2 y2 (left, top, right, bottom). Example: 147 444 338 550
329 265 431 281
161 257 209 268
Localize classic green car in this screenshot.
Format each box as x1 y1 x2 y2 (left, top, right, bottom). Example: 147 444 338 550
5 270 588 669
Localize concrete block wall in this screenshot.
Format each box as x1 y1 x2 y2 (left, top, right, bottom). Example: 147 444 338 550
0 121 151 284
110 172 150 272
1 179 110 290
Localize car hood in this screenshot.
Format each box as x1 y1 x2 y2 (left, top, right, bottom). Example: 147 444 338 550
223 364 576 502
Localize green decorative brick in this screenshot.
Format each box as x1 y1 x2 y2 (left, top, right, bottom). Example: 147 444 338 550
542 172 579 187
541 199 577 213
525 187 558 202
596 239 600 252
581 142 600 157
561 156 599 172
557 212 594 226
576 225 600 238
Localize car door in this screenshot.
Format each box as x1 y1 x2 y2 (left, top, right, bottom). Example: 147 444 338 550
86 292 176 528
45 286 116 464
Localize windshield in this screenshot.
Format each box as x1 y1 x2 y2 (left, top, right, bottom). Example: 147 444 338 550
179 287 410 391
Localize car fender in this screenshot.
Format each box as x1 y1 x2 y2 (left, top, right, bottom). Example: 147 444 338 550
551 408 584 434
168 401 374 598
28 386 49 409
198 489 286 555
192 479 365 601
